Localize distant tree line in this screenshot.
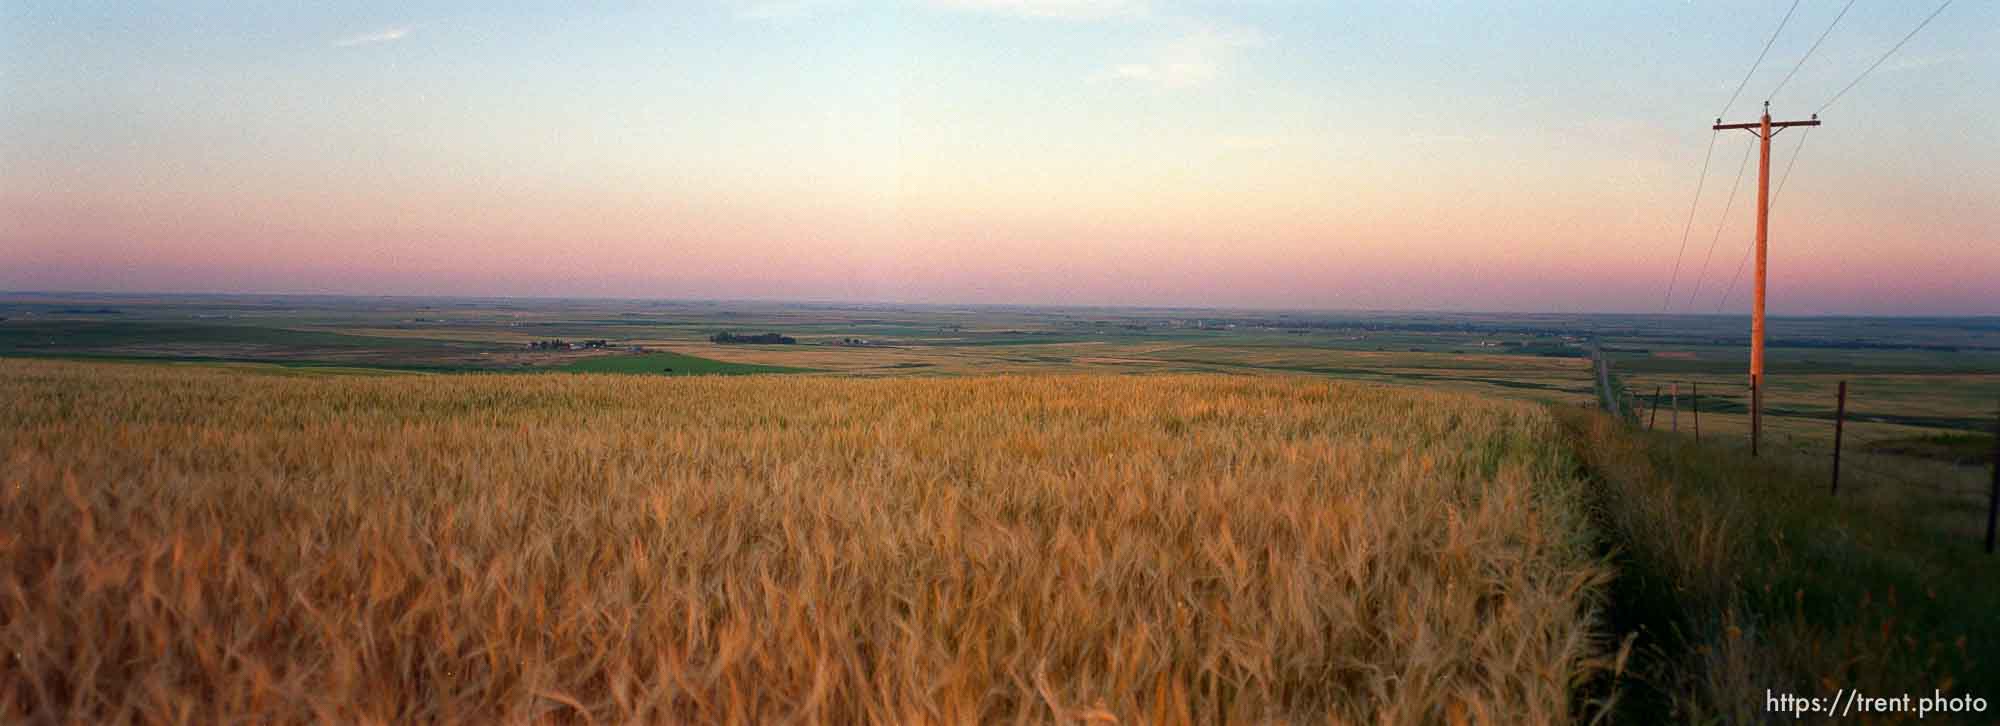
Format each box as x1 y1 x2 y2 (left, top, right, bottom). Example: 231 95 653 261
1678 337 1979 352
1769 338 1970 352
711 332 795 345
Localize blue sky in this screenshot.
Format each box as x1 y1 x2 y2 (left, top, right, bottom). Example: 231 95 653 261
3 1 1994 313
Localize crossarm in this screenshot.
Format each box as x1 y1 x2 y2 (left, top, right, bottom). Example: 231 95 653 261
1713 119 1822 131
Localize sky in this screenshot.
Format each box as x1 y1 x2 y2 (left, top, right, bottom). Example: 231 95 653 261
2 0 1994 314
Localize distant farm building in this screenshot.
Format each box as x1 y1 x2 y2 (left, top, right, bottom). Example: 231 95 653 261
528 339 610 351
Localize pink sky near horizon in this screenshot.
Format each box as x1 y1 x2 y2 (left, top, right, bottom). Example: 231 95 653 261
3 2 1995 314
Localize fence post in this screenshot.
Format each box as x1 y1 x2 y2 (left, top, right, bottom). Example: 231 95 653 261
1671 382 1679 432
1649 386 1662 430
1986 406 1998 555
1692 382 1700 441
1831 381 1847 495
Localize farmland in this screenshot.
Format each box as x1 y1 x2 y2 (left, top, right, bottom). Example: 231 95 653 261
556 351 810 376
3 359 1610 723
4 294 1997 722
9 294 1994 432
6 294 1993 520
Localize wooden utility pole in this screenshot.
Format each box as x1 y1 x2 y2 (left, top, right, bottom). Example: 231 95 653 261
1692 383 1700 441
1715 102 1820 456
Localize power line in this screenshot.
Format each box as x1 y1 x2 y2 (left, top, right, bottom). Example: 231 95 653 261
1715 149 1777 313
1685 137 1757 311
1718 1 1956 312
1720 1 1957 316
1716 249 1751 314
1660 132 1720 312
1672 0 1803 313
1769 0 1859 104
1719 0 1804 120
1771 127 1812 210
1712 119 1808 316
1716 240 1751 314
1818 0 1955 114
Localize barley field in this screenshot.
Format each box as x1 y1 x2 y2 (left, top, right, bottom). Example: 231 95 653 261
1 359 1612 723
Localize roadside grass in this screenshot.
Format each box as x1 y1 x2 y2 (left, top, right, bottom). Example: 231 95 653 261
1861 432 1996 465
1554 406 1996 724
554 350 811 375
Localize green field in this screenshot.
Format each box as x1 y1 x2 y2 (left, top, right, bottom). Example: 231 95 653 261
555 350 811 376
2 293 1994 452
0 320 433 351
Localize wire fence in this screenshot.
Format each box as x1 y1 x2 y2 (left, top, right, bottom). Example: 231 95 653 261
1592 356 2000 552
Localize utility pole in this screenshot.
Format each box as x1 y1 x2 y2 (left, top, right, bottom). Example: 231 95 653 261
1714 102 1820 455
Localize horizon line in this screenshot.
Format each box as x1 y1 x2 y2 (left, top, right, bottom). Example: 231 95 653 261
4 289 1996 320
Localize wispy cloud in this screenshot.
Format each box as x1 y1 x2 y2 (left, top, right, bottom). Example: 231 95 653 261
1092 23 1260 89
332 25 414 48
734 1 845 20
925 0 1149 20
